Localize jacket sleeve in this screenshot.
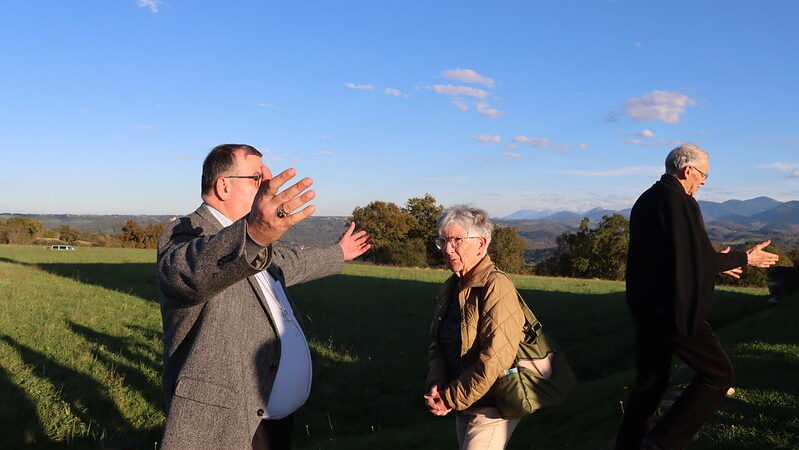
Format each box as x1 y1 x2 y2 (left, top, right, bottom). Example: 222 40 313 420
270 244 344 287
716 250 747 273
426 339 449 390
426 281 454 390
157 216 272 305
441 276 525 410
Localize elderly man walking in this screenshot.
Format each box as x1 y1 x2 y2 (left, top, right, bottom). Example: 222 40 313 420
157 144 370 450
615 144 778 450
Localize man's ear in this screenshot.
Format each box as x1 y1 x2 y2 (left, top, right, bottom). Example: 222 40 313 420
479 236 489 255
215 177 231 200
678 166 690 180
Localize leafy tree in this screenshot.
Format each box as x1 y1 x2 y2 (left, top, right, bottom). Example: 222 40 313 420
405 194 444 266
588 214 629 280
489 226 526 274
58 225 80 245
350 201 413 263
384 238 428 267
3 217 43 244
144 223 165 248
536 214 629 280
120 220 148 248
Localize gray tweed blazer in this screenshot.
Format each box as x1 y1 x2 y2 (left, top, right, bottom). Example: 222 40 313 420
156 204 343 449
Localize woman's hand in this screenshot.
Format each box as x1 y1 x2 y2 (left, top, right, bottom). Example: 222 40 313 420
423 385 452 416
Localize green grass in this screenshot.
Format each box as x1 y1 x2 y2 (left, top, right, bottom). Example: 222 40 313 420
0 244 796 449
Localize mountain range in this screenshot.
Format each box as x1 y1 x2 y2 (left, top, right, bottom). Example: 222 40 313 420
4 196 799 253
501 196 799 251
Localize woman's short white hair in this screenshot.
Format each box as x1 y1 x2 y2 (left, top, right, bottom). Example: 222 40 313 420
437 205 494 247
665 143 708 176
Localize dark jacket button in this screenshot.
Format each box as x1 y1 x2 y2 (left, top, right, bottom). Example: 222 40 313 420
257 408 264 416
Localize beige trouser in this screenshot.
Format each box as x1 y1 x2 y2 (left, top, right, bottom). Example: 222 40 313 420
455 406 521 450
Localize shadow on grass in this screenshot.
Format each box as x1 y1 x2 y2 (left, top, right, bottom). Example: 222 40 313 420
66 321 163 407
0 363 51 448
0 257 157 302
289 274 768 448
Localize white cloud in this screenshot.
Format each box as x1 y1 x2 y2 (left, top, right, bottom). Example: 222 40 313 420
79 108 90 113
635 42 643 48
756 162 799 172
622 90 697 124
137 0 161 13
626 138 682 147
428 84 489 99
384 88 408 98
549 144 573 150
320 135 331 140
441 68 495 88
636 129 656 138
451 98 469 111
578 143 589 149
505 144 518 150
475 134 501 143
256 103 278 109
790 171 799 178
504 152 524 159
131 124 153 131
475 102 503 118
512 136 550 147
561 166 662 177
316 151 333 156
345 82 374 90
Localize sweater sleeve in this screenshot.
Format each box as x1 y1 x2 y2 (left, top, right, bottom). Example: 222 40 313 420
716 250 747 273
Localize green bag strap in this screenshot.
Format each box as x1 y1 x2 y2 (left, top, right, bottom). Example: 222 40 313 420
490 270 542 340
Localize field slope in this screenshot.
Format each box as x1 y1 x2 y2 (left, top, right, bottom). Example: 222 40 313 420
0 245 796 449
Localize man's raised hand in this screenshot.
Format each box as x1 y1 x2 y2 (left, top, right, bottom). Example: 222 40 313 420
246 167 316 245
338 222 371 261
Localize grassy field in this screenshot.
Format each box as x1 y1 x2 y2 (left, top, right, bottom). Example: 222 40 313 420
0 244 796 449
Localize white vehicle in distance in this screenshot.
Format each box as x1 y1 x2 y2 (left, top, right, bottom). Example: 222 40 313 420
49 245 75 250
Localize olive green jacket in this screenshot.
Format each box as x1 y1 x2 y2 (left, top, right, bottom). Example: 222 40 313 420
426 255 525 410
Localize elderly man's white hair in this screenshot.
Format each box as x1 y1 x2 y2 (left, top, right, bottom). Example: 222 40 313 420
437 205 494 247
665 143 708 176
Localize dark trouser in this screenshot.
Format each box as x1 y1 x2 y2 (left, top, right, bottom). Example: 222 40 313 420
252 415 293 450
616 319 734 450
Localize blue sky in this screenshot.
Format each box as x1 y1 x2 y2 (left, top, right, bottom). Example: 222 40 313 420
2 1 798 217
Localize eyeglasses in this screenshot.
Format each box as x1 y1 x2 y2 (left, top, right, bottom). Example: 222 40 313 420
223 175 262 187
435 236 481 250
690 166 709 181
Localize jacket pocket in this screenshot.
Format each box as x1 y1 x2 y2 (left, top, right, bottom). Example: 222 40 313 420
173 377 237 409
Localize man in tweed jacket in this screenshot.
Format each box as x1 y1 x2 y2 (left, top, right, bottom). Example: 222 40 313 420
157 144 370 449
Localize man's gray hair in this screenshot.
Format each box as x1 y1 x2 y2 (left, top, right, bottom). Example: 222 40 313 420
437 205 494 247
665 143 708 176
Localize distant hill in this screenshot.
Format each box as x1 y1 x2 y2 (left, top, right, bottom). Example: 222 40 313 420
749 201 799 223
0 212 350 248
0 213 175 234
698 196 783 221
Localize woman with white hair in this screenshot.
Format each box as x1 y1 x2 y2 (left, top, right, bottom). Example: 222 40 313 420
424 205 525 449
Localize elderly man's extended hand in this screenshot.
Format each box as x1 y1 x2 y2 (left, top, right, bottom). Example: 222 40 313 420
338 222 371 261
246 167 316 246
746 240 779 268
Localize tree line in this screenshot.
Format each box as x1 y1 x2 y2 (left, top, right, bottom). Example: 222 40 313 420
349 194 526 273
533 213 799 287
5 204 794 287
0 217 165 249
